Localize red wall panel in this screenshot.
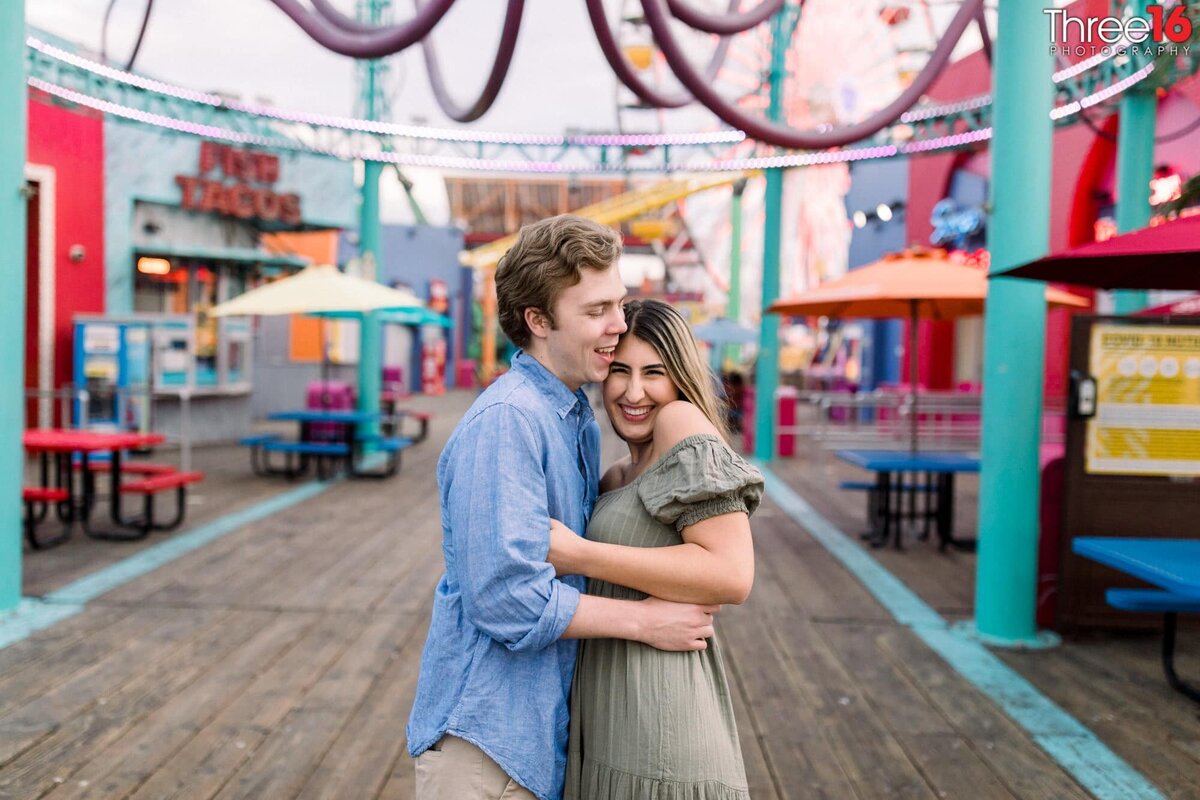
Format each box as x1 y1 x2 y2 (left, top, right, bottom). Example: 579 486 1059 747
26 97 106 394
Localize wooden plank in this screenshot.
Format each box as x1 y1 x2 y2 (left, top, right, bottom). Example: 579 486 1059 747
1075 722 1200 800
719 607 860 799
875 628 1025 742
0 605 133 693
0 610 174 718
768 450 977 614
211 708 344 800
293 610 432 800
995 645 1200 798
101 510 297 607
741 545 955 799
277 525 403 611
1031 635 1200 738
37 612 313 800
369 540 446 616
722 646 783 800
752 505 892 624
1172 738 1200 768
0 607 226 766
0 609 265 798
125 612 368 800
900 734 1017 800
816 622 953 737
969 734 1095 800
877 630 1093 800
817 707 939 800
225 606 427 800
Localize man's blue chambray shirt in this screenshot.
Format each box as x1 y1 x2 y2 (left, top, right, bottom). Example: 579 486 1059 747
407 351 600 800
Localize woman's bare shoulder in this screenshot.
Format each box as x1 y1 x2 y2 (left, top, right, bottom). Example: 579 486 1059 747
652 400 721 451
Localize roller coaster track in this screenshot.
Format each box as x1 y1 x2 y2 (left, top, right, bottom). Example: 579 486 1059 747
25 31 1198 174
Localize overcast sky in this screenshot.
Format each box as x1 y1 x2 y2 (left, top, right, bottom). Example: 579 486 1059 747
28 0 671 133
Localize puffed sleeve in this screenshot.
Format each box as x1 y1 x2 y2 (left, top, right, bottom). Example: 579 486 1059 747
636 435 764 532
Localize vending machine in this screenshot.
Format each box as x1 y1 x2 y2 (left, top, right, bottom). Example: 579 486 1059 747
73 314 195 432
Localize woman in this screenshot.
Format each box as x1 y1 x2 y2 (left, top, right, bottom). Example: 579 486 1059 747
550 299 763 800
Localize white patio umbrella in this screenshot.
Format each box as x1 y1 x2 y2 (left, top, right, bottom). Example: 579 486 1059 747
210 263 423 389
209 264 421 318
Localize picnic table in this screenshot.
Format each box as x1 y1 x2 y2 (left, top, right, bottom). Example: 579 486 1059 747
1072 537 1200 703
835 449 980 552
22 429 202 544
241 410 411 480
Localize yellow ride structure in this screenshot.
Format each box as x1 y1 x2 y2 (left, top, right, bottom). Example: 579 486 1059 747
461 171 758 381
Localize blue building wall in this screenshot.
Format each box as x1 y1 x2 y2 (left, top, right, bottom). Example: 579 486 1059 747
340 224 469 392
845 157 910 390
104 123 357 312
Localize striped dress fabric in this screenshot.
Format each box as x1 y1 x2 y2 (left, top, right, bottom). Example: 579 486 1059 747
564 435 764 800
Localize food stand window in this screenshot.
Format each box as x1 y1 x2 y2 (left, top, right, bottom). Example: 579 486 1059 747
132 256 258 391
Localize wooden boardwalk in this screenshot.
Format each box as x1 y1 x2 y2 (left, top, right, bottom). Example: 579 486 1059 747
3 390 1197 799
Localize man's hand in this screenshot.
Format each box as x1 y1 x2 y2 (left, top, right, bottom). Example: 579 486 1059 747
634 597 719 651
548 518 587 577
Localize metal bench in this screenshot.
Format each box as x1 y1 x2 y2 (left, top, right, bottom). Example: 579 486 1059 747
88 461 176 475
838 479 936 547
351 435 414 478
22 487 71 550
86 470 206 541
260 440 350 480
1106 587 1200 704
389 410 431 443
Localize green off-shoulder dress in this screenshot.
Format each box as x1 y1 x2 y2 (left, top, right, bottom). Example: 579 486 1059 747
564 434 764 800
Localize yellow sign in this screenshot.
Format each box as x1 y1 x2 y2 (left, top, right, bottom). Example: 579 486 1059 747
1086 324 1200 476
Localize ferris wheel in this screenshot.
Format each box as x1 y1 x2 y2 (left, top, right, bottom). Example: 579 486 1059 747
612 0 947 321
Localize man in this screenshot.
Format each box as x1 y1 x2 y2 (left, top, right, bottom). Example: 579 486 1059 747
408 215 717 800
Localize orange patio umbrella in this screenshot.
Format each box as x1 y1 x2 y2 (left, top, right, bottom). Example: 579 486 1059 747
767 248 1090 452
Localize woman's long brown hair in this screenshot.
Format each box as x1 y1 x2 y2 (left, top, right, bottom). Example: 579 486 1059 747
621 299 730 441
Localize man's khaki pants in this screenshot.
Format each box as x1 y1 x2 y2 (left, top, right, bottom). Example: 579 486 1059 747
415 735 537 800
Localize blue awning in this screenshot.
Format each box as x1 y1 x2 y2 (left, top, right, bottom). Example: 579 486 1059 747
134 244 309 268
312 307 453 328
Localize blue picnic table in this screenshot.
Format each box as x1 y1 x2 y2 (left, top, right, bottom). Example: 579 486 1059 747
241 409 409 480
835 449 980 552
1073 537 1200 703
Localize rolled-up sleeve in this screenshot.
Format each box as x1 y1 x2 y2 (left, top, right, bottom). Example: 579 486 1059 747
444 404 581 652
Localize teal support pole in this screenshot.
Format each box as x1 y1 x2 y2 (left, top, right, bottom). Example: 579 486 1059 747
356 0 385 439
974 0 1054 644
724 178 746 368
1114 1 1155 314
358 308 381 440
753 7 791 461
1 1 26 611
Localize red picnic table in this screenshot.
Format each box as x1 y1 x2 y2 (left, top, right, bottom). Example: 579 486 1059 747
22 429 202 545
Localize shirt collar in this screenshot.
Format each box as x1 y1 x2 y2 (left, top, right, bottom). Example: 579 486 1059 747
512 350 589 420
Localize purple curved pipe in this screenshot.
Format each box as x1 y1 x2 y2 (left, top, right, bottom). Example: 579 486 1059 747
584 0 735 110
309 0 377 34
420 0 525 122
641 0 984 149
975 5 993 64
666 0 782 35
265 0 457 58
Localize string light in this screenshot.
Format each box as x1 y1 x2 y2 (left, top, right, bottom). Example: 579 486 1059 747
26 33 1161 174
26 37 742 149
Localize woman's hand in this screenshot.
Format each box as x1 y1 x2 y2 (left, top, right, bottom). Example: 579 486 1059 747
548 518 588 577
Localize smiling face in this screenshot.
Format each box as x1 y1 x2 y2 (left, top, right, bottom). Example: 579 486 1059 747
603 334 682 444
530 263 628 391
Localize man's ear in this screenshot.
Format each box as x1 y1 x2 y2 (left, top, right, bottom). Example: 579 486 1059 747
525 307 552 340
